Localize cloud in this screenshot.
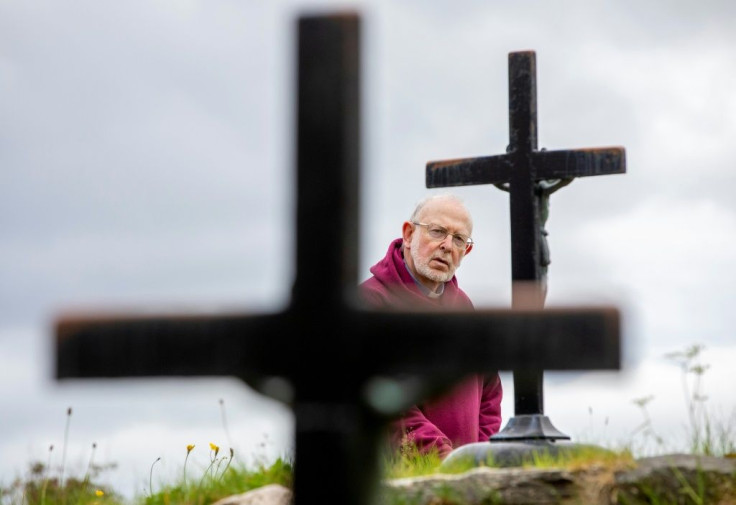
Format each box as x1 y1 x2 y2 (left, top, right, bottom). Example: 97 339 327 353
2 0 736 499
565 197 736 347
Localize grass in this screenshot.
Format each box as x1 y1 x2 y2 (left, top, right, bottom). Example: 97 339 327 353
520 445 636 472
626 344 736 459
0 449 121 505
0 434 291 505
381 446 445 480
383 441 637 479
0 455 292 505
664 344 736 457
0 399 292 505
140 457 292 505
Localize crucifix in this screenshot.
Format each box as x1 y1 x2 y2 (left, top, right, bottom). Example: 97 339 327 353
55 15 620 505
426 51 626 464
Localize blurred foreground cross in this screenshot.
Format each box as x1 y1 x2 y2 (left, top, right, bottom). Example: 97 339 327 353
55 13 620 505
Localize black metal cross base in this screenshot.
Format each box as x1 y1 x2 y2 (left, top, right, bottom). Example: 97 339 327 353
440 412 615 470
492 413 569 440
489 368 571 442
428 50 626 468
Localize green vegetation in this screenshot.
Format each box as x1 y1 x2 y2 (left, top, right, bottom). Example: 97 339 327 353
0 454 291 505
520 444 635 471
664 344 736 457
141 457 292 505
0 400 292 505
381 446 444 480
628 344 736 458
394 443 637 477
0 447 121 505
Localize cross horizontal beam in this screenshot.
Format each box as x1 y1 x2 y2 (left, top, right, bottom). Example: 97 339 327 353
426 147 625 188
56 305 619 380
370 306 619 374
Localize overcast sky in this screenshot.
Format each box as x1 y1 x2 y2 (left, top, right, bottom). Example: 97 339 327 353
2 0 735 500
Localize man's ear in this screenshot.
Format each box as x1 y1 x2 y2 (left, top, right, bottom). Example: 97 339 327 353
401 221 414 245
464 243 473 256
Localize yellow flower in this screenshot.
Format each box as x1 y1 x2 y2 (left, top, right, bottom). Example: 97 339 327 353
95 490 104 497
209 442 220 456
186 444 195 453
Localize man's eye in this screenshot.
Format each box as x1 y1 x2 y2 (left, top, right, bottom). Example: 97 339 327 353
428 227 447 238
452 236 466 247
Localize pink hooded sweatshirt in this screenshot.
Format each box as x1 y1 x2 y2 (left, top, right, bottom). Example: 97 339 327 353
359 238 503 458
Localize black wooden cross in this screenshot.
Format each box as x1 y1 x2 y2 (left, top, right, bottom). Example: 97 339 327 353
55 16 620 505
427 51 626 445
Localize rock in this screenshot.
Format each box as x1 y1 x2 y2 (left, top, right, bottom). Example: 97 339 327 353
210 454 736 505
381 466 586 505
211 484 292 505
614 454 736 505
380 454 736 505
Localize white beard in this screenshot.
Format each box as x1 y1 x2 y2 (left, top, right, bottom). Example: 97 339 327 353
410 246 455 284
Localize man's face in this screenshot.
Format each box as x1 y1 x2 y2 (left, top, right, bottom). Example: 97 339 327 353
403 199 473 291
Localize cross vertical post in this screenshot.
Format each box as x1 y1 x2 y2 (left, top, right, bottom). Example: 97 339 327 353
290 14 375 505
507 52 547 423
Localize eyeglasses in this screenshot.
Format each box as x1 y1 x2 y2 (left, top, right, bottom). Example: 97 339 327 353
412 222 474 250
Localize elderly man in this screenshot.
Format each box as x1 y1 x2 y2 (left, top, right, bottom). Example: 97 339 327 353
360 193 503 458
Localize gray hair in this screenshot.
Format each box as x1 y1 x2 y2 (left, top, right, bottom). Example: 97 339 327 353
409 193 473 230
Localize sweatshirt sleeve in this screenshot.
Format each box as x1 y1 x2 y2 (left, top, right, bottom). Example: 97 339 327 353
477 373 503 441
392 406 454 458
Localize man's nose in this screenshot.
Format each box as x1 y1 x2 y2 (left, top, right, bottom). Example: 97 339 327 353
439 234 454 249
